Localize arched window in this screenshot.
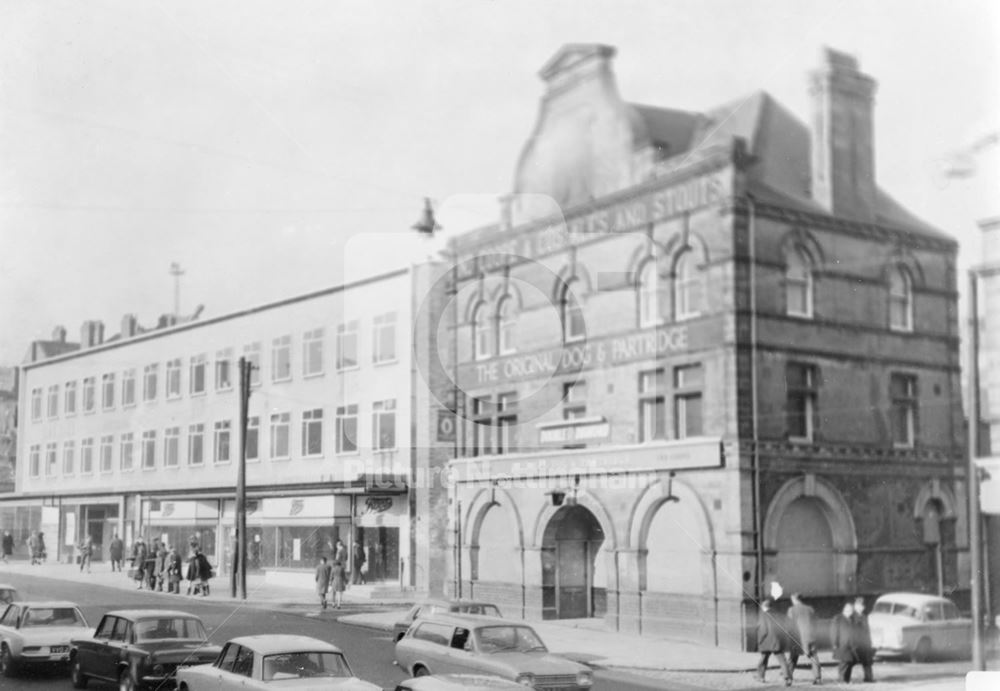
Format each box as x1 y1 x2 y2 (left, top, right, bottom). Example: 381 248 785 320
637 260 660 327
673 250 703 320
472 302 492 360
561 278 585 343
888 267 913 332
497 296 517 355
785 247 813 318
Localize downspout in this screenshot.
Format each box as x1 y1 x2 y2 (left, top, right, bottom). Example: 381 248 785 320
748 193 764 604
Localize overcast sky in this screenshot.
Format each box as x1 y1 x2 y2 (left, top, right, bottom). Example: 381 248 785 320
1 0 997 365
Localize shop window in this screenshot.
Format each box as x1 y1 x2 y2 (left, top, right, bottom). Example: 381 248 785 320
122 369 136 407
246 416 259 461
638 260 661 327
639 369 666 442
889 266 913 332
303 328 324 377
890 373 917 447
62 440 75 475
29 445 40 478
190 354 207 394
143 364 158 401
301 408 323 456
100 435 114 473
473 303 492 361
188 424 205 466
373 312 397 364
244 342 261 386
102 373 116 410
270 412 290 459
214 421 231 463
272 336 292 382
497 297 517 355
164 427 180 468
786 247 814 318
166 359 182 399
336 321 358 370
786 363 817 441
64 381 77 416
81 438 94 474
373 400 396 451
216 348 233 391
142 430 156 469
47 384 59 418
674 364 704 438
673 250 704 320
336 405 358 454
561 278 585 343
119 433 134 472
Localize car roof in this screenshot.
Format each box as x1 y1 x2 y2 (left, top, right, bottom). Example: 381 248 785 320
875 592 955 607
103 610 203 620
6 601 81 609
416 613 524 629
224 635 343 655
0 585 17 589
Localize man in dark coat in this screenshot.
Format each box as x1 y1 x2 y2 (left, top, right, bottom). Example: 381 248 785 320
144 539 159 590
315 556 332 609
756 598 792 685
852 596 875 682
351 541 366 585
132 540 148 588
787 593 822 684
108 533 124 572
2 530 14 563
830 600 858 682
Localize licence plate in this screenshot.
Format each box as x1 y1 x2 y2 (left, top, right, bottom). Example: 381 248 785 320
49 646 69 654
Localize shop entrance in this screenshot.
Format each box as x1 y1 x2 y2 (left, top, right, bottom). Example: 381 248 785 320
82 505 119 562
541 506 605 619
355 527 399 582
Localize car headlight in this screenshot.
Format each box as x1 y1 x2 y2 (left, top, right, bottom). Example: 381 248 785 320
577 670 594 687
515 672 535 687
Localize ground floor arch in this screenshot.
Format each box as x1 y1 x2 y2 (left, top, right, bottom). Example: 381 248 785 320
541 505 606 619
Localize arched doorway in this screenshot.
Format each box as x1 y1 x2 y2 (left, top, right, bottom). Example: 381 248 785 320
541 505 605 619
774 497 835 594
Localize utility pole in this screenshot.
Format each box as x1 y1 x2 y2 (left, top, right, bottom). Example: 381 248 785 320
231 357 252 600
968 271 984 670
169 262 185 317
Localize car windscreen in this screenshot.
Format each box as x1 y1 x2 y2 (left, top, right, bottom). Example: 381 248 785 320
22 607 87 628
461 604 502 617
872 601 894 614
134 617 207 642
261 651 351 680
475 625 547 654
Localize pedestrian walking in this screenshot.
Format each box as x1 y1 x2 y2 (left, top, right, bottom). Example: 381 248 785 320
131 539 148 589
830 600 858 682
185 550 200 595
27 531 39 565
786 593 822 685
330 559 347 609
166 547 183 594
109 532 124 572
36 532 47 563
852 596 875 682
756 598 792 686
351 541 365 585
194 549 213 596
155 542 169 591
144 539 159 590
334 539 346 566
1 530 13 563
78 535 93 573
315 556 332 609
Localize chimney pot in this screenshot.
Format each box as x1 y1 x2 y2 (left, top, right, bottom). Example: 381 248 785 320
51 326 67 343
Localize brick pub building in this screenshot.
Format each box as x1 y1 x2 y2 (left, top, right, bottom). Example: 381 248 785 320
441 45 966 649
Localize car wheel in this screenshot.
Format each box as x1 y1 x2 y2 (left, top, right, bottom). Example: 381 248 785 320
70 658 89 688
0 644 16 678
911 637 932 663
119 667 138 691
414 665 430 677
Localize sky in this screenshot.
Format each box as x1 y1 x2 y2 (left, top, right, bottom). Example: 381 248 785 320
1 0 998 365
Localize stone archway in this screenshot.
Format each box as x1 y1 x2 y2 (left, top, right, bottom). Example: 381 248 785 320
541 505 606 619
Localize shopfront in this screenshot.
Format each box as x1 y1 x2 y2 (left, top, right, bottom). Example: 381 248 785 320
353 494 407 583
145 498 220 561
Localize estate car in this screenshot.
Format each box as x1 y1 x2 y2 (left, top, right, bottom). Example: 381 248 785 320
393 599 503 642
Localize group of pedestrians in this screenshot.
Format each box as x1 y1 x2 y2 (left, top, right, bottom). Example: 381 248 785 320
756 593 874 686
315 556 348 609
129 537 213 596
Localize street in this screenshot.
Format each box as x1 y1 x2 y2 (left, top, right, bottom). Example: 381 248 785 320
0 571 717 691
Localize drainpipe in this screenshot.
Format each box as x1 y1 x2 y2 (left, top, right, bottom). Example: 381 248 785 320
747 193 765 604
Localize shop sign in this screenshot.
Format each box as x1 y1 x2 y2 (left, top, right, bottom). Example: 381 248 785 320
538 419 611 445
147 500 217 522
437 409 456 442
260 495 349 520
467 168 731 270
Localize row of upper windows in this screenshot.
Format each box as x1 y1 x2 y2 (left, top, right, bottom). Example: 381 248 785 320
26 400 398 479
28 314 398 422
469 248 917 359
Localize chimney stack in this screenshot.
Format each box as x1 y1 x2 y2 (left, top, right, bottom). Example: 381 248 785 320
51 325 67 343
81 320 105 348
809 47 878 222
121 313 139 339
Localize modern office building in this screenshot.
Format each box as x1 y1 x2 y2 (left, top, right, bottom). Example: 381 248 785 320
12 264 450 593
442 44 966 649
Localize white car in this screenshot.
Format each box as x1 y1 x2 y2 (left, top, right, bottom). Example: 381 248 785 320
868 592 972 661
177 634 380 690
0 601 89 676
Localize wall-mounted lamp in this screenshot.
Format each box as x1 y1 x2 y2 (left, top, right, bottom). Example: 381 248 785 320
664 471 680 503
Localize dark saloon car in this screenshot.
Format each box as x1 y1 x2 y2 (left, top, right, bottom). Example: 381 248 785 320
69 609 222 690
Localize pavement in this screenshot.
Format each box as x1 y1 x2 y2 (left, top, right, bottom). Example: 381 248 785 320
3 557 999 685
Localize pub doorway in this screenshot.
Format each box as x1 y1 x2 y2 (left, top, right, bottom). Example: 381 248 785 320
541 505 605 619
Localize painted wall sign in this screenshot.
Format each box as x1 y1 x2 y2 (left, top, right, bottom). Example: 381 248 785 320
461 318 722 386
464 168 731 269
538 420 611 445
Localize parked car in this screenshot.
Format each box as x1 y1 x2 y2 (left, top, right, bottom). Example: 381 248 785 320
0 601 89 676
393 600 503 642
0 585 19 605
69 609 222 690
868 592 972 662
393 674 527 690
176 634 380 690
395 614 593 690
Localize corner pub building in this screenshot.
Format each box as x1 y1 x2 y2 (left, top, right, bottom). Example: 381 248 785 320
443 45 966 649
